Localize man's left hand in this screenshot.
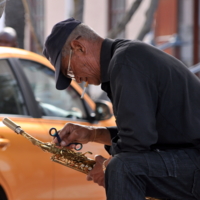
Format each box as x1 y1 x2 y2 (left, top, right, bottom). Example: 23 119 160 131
87 155 107 187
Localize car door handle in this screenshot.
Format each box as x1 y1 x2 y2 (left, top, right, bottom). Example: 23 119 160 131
0 138 10 150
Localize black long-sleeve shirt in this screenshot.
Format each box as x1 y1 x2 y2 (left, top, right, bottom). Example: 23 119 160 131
100 39 200 156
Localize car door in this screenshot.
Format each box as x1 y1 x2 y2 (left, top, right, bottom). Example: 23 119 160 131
0 58 54 200
18 59 108 200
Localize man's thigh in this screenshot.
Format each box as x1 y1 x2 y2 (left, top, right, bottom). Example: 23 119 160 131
105 148 200 200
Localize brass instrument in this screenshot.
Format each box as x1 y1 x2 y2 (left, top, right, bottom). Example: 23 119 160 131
2 117 95 174
2 117 161 200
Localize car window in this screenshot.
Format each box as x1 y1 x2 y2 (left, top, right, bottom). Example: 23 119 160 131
0 59 28 115
19 59 87 119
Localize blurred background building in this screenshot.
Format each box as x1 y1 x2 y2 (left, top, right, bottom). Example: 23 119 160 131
0 0 199 100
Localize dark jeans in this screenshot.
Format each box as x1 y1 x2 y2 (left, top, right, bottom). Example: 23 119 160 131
105 148 200 200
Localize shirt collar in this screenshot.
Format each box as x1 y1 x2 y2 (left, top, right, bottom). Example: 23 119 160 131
100 38 114 83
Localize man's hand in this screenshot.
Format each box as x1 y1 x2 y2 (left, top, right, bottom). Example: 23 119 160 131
51 123 112 148
52 123 95 148
87 155 112 188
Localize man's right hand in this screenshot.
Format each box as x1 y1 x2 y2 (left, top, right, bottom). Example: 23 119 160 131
51 123 112 148
51 123 95 148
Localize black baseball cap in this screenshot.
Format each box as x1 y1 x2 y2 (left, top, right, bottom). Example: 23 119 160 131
43 18 81 90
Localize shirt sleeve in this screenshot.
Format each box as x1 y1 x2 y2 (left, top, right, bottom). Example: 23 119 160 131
107 126 118 138
104 126 118 154
109 62 159 155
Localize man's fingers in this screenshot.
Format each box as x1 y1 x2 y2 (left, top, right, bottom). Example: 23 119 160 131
86 174 93 181
52 137 58 144
58 123 73 138
52 123 92 147
56 124 76 145
95 155 106 164
60 141 67 146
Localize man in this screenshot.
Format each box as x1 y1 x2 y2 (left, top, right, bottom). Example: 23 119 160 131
0 27 18 47
43 18 200 200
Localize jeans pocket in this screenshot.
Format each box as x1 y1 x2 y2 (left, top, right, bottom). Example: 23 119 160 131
192 169 200 199
144 150 177 177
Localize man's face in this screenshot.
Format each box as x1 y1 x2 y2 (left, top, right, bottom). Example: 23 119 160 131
61 45 101 86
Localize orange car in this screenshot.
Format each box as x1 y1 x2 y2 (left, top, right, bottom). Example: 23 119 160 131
0 47 116 200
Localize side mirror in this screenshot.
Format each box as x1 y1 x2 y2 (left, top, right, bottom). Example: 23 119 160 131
95 100 113 121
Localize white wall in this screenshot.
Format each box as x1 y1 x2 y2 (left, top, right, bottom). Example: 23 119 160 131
84 0 108 37
83 0 151 40
126 0 151 40
44 0 69 37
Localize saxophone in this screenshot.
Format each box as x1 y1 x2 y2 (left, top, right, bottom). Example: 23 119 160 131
2 117 95 174
2 118 161 200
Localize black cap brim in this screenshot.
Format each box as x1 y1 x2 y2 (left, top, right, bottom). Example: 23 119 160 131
55 53 71 90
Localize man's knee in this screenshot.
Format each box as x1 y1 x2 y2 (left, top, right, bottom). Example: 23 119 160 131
106 155 125 174
106 152 148 176
105 154 147 199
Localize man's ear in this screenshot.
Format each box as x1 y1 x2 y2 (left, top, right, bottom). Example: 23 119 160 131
70 40 86 54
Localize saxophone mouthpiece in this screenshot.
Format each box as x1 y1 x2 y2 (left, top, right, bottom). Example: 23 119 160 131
2 118 23 134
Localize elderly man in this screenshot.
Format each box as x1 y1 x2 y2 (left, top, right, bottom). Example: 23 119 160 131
43 18 200 200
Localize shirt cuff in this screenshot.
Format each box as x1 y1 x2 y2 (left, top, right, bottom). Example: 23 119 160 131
104 127 118 155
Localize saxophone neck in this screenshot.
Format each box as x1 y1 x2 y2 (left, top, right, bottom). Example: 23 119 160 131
21 131 45 147
2 117 45 148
